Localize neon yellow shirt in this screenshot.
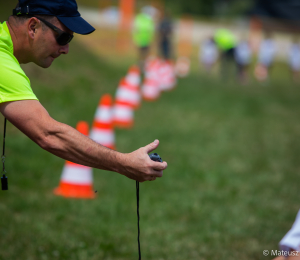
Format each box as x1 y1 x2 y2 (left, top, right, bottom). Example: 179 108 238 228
214 29 237 51
133 13 155 47
0 21 38 103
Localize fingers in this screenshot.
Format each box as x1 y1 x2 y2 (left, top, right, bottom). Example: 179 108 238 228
150 170 163 178
144 139 159 153
123 140 168 182
147 176 156 181
152 161 168 171
137 170 163 182
146 159 167 179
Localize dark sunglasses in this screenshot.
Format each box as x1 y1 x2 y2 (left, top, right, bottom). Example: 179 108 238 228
35 17 74 46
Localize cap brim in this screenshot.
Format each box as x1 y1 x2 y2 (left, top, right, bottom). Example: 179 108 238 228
57 16 95 35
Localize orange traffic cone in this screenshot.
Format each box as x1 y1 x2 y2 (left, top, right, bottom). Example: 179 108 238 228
90 94 115 150
142 77 160 101
159 60 177 91
113 99 134 128
115 78 141 110
53 121 95 199
145 57 161 80
142 57 161 101
125 65 141 90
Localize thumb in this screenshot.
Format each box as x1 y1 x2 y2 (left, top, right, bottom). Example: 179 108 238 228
144 139 159 154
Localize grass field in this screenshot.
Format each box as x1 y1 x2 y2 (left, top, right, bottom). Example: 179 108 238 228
1 18 300 260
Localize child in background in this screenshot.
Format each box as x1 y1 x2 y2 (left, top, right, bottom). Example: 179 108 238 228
200 37 218 74
254 32 276 82
288 38 300 83
234 39 252 84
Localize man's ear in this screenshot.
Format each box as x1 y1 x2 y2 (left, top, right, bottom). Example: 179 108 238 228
27 17 41 40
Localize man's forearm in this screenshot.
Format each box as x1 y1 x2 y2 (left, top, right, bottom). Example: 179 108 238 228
0 100 167 182
41 121 126 173
0 100 126 173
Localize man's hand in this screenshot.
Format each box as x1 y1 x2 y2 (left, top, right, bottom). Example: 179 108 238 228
120 140 168 182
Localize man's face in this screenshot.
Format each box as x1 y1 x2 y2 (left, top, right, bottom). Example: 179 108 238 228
31 18 73 68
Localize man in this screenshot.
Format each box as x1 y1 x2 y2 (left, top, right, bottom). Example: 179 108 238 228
132 7 156 70
0 0 167 183
158 11 173 61
214 28 237 81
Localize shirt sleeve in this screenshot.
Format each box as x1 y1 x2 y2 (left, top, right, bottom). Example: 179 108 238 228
0 49 38 103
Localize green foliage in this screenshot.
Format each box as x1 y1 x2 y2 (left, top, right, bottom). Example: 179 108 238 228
164 0 215 16
0 2 16 21
0 0 254 20
163 0 254 17
74 0 254 17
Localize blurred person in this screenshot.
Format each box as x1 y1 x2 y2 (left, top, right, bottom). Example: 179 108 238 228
254 32 276 82
199 36 218 74
234 39 252 84
0 0 167 184
288 38 300 83
158 11 173 61
214 28 237 81
132 7 156 70
274 254 300 260
273 210 300 260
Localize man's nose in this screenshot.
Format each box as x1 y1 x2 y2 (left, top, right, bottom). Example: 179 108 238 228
59 44 69 55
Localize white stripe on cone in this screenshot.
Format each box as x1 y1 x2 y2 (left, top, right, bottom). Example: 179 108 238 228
125 73 141 87
90 94 115 149
159 62 177 91
61 165 93 185
142 78 160 100
116 87 140 106
90 130 115 146
94 106 112 123
114 104 133 120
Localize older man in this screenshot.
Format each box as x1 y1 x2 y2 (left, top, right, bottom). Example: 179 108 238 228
0 0 167 184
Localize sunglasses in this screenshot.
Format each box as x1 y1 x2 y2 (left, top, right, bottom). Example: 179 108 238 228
35 17 74 46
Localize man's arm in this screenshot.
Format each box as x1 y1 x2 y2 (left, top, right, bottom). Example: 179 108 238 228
0 100 167 182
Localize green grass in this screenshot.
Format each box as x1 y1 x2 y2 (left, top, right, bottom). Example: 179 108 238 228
1 35 300 260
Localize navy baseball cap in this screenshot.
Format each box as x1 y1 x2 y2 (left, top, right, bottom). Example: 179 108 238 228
13 0 95 35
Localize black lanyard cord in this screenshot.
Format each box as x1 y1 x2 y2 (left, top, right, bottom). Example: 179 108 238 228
136 181 141 260
2 117 6 162
1 117 8 190
135 153 162 259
